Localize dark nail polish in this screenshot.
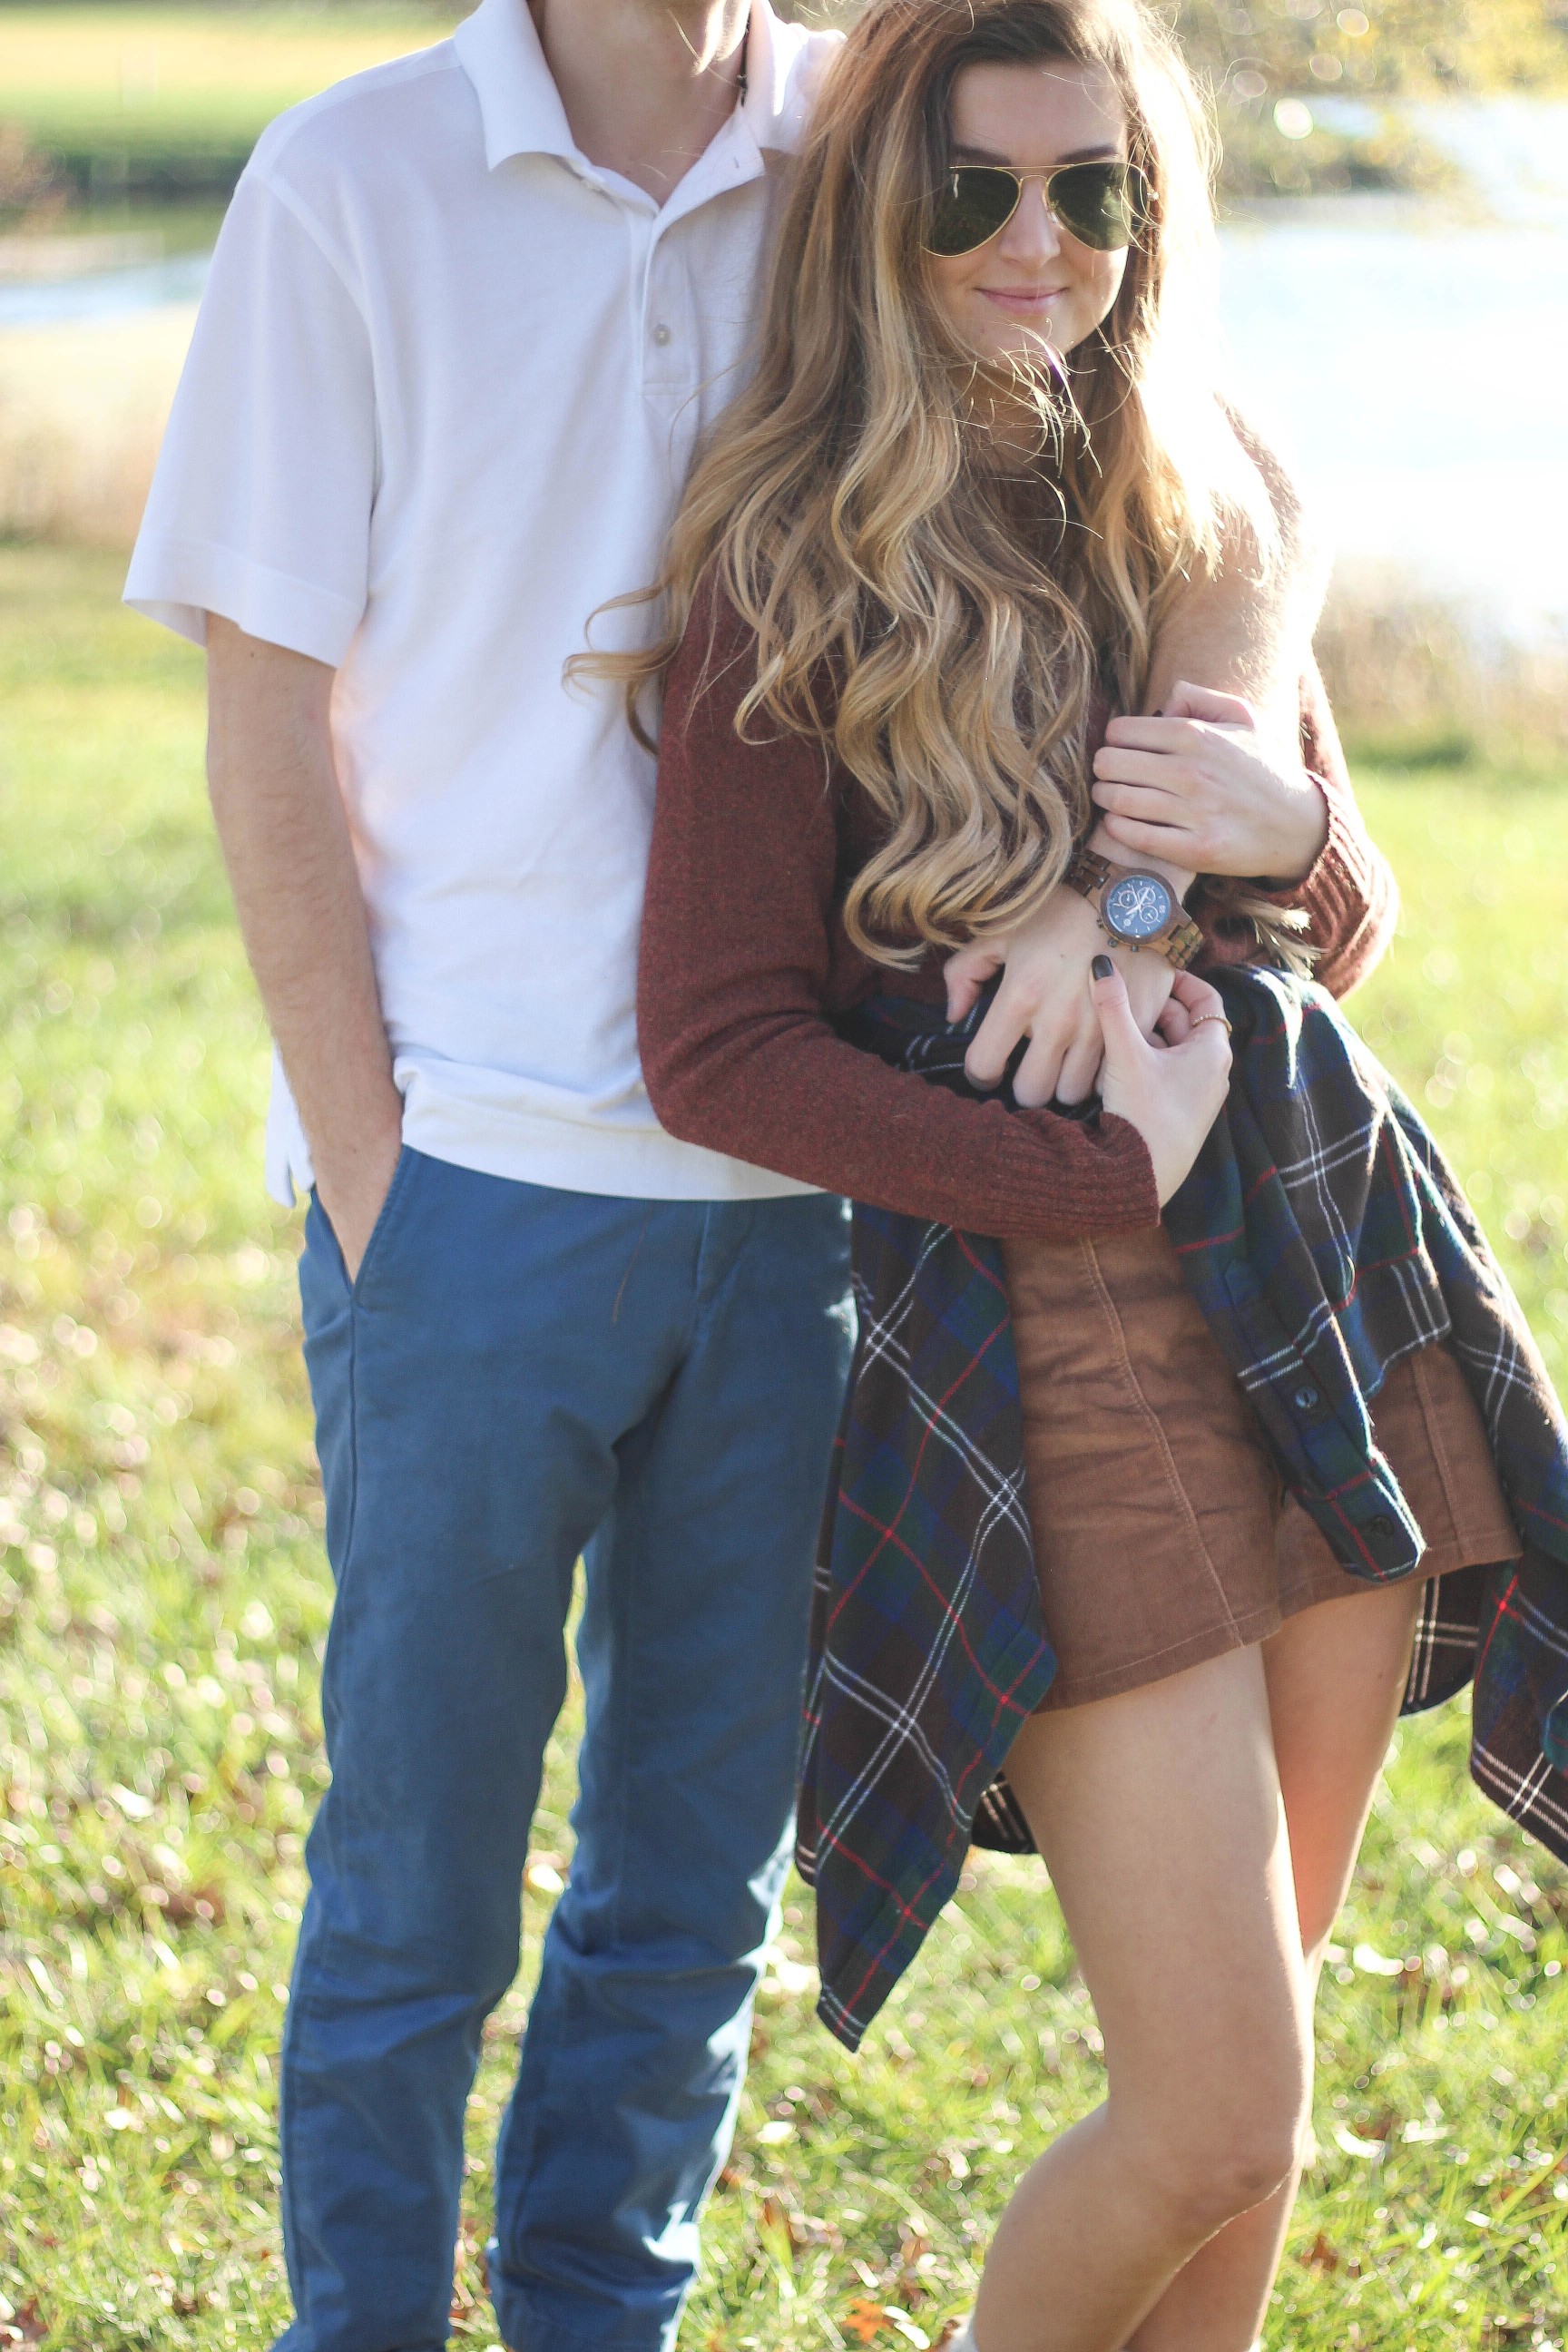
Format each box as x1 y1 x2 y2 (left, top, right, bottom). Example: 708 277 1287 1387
1092 954 1113 980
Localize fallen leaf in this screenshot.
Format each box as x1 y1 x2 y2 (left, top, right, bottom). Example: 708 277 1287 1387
758 2192 796 2267
1298 2231 1340 2274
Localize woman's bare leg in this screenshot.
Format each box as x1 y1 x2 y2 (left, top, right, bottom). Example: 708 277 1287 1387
971 1645 1313 2352
1123 1577 1422 2350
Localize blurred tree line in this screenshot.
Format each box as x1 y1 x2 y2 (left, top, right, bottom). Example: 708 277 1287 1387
786 0 1566 85
783 0 1568 195
3 0 1564 212
1181 0 1568 192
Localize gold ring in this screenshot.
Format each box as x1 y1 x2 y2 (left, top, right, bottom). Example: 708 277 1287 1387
1191 1011 1232 1033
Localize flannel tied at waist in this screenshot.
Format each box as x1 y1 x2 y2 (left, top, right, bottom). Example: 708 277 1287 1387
798 965 1568 2053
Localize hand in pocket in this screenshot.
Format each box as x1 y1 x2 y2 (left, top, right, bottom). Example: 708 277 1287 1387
316 1130 405 1282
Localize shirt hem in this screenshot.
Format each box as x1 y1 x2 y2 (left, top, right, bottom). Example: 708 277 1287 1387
267 1096 826 1209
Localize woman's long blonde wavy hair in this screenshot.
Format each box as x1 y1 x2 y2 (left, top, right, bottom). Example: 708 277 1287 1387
582 0 1290 966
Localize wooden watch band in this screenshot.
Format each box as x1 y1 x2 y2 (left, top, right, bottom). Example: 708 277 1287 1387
1063 847 1202 972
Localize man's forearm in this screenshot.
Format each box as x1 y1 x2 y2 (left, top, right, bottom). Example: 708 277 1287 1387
1143 414 1327 730
205 619 402 1251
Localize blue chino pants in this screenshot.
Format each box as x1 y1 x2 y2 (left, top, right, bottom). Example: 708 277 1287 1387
279 1149 852 2352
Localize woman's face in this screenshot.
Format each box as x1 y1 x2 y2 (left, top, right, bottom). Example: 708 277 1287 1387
926 58 1131 371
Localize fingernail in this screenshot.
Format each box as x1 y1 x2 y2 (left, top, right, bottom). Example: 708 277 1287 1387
1092 954 1113 980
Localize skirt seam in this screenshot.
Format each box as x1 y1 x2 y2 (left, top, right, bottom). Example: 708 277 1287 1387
1079 1235 1245 1637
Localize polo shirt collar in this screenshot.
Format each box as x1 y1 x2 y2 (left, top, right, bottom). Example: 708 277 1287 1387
454 0 809 174
737 0 812 159
454 0 574 168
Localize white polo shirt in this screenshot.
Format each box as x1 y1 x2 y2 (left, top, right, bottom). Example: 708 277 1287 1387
125 0 838 1205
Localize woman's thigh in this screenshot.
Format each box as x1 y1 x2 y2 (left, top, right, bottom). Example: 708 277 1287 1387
1260 1577 1422 1959
1003 1643 1311 2136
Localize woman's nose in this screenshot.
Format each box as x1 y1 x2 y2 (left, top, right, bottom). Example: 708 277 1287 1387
996 179 1063 261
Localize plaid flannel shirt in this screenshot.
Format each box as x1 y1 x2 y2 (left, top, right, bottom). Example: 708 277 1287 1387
798 966 1568 2053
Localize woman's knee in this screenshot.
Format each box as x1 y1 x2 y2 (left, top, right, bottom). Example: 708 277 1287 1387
1117 2023 1311 2237
1177 2113 1303 2234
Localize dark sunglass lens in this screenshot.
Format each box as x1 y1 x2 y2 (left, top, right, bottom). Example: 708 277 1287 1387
926 167 1020 257
1049 162 1135 250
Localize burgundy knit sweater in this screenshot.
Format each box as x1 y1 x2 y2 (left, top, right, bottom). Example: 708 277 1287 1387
638 591 1398 1244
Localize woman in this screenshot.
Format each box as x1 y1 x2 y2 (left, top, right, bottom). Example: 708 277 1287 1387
591 3 1568 2346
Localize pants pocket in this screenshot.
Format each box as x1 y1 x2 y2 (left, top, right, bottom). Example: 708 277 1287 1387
311 1143 419 1304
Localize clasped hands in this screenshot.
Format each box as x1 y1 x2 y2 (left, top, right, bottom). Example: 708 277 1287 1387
946 681 1328 1106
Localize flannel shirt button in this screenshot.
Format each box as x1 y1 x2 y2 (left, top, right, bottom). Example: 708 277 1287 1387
1367 1514 1396 1540
1291 1383 1320 1412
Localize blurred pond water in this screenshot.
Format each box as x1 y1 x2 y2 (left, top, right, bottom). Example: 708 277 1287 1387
0 250 211 326
1 95 1564 631
1219 98 1568 642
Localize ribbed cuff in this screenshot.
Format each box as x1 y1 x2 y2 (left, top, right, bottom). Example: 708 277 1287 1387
1010 1108 1161 1241
1259 772 1340 912
1262 769 1397 1000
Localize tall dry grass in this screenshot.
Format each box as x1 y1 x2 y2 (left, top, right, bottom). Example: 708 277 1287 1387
1315 576 1568 764
0 304 192 545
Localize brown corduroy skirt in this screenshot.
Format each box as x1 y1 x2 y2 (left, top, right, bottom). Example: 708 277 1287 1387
1003 1224 1523 1710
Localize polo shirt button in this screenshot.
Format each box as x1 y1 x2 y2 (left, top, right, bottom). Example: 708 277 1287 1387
652 323 672 347
1291 1383 1319 1412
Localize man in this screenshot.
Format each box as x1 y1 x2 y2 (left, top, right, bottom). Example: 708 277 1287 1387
125 3 1338 2346
128 8 849 2348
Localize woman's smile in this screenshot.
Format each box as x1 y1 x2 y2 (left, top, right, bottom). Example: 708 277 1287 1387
976 283 1071 315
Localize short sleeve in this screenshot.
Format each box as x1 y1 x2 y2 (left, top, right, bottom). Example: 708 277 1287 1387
123 169 376 665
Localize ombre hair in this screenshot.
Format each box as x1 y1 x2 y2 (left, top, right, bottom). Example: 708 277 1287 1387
582 0 1291 965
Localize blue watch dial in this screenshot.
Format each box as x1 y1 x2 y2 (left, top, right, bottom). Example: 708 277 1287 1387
1102 872 1174 943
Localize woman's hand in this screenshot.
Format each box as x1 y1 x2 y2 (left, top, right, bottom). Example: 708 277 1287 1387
1093 680 1328 884
1093 958 1232 1205
946 887 1177 1108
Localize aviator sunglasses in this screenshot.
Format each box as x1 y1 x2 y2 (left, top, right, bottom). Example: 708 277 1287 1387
924 159 1140 257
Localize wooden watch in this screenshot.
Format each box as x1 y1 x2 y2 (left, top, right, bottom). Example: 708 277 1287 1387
1063 848 1203 971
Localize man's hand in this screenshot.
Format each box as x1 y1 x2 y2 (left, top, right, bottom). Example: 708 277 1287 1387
1093 681 1328 885
1093 958 1232 1206
315 1122 405 1283
946 887 1177 1108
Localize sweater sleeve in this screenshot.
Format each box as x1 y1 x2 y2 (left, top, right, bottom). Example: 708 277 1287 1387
1275 657 1400 1000
638 592 1161 1241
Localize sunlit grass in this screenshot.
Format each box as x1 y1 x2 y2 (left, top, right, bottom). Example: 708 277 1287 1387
1 547 1566 2347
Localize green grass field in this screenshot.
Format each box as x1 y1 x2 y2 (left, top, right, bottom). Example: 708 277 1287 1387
0 5 464 201
2 544 1568 2349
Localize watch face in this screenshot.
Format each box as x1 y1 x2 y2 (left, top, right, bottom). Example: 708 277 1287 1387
1102 872 1174 943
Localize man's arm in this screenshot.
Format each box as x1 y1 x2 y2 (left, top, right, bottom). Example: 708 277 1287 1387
1142 408 1328 729
205 618 403 1276
1096 423 1332 884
